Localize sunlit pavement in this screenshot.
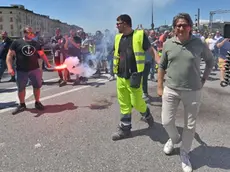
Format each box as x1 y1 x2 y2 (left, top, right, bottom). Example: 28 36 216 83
0 64 230 172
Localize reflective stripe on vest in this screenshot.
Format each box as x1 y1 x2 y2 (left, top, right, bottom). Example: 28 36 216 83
89 44 95 54
113 30 145 74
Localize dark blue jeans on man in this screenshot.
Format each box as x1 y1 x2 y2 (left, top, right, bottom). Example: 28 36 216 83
107 54 114 76
150 59 155 79
0 59 15 82
0 59 7 80
142 62 151 95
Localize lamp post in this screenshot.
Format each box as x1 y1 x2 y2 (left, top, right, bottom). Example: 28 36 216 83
151 0 154 29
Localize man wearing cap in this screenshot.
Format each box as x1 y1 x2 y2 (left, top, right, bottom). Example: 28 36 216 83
6 26 51 115
0 31 15 82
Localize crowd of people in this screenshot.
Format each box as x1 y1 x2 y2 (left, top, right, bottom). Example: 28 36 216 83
0 12 229 172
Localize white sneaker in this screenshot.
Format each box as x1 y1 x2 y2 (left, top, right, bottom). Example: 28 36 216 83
109 76 115 81
180 150 193 172
163 139 174 155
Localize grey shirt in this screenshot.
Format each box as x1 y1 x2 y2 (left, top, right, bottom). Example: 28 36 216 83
159 35 214 91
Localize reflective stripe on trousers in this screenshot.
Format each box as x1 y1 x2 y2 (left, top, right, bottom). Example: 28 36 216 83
117 76 148 126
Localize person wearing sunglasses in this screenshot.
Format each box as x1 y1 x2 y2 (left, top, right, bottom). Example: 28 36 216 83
111 14 160 141
157 13 214 172
6 26 51 115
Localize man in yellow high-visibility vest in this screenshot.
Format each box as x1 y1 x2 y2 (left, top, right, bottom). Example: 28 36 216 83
112 14 160 141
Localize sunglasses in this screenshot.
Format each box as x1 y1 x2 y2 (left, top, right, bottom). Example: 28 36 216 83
116 22 124 26
24 31 34 36
175 24 190 29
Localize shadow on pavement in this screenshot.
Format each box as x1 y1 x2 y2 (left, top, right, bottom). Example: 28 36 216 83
88 82 105 87
25 98 112 117
127 122 206 148
0 88 17 93
191 145 230 170
207 76 219 81
0 101 18 109
91 74 108 80
80 98 113 110
42 81 59 86
129 122 230 171
26 102 78 117
201 71 217 76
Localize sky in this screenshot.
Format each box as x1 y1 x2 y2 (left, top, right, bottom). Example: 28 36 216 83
1 0 230 33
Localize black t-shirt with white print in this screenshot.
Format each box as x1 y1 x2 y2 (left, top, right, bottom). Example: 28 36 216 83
10 39 42 72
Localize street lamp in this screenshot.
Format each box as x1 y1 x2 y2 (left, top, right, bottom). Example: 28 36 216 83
195 14 198 28
151 0 154 29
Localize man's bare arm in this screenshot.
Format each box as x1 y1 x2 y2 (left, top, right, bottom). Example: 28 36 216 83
216 38 229 48
158 69 166 88
6 49 15 70
38 50 50 67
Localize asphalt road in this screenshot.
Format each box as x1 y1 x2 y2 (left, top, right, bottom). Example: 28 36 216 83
0 65 230 172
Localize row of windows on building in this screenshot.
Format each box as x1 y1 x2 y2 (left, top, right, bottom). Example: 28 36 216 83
0 24 17 30
0 11 13 14
0 16 14 22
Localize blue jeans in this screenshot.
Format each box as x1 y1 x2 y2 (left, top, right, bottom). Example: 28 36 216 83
107 55 114 76
150 59 155 78
0 59 7 79
142 62 151 94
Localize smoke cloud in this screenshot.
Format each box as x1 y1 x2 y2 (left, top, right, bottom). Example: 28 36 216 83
64 56 97 77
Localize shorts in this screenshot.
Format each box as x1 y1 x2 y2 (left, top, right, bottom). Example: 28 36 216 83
218 58 226 71
16 68 42 92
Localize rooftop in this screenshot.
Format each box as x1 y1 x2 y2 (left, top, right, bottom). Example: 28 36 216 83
0 4 82 29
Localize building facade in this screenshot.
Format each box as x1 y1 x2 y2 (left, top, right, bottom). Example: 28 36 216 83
0 4 83 37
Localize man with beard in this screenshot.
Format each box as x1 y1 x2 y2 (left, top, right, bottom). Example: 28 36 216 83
111 14 160 141
6 26 51 115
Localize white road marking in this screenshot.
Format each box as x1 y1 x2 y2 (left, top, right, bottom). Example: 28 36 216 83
0 78 109 114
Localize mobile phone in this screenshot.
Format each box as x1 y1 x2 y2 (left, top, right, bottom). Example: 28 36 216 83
223 23 230 38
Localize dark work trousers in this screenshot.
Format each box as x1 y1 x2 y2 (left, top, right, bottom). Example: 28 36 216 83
142 62 151 94
54 54 64 80
150 58 156 79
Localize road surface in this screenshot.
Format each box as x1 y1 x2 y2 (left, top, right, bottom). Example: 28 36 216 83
0 65 230 172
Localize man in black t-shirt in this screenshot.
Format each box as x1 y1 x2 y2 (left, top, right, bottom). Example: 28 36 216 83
6 26 51 115
111 14 160 141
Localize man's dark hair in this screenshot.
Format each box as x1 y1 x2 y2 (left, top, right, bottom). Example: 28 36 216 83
117 14 132 27
172 13 193 28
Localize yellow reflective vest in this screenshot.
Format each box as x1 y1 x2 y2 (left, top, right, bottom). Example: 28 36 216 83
113 30 145 74
89 44 95 54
